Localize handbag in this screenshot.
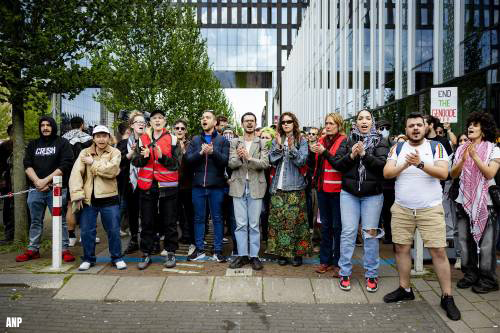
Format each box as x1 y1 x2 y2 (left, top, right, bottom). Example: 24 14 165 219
488 185 500 209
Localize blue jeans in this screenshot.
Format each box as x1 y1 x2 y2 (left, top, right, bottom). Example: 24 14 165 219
339 190 384 278
232 181 263 258
27 189 69 251
80 204 122 263
192 187 225 252
317 191 342 266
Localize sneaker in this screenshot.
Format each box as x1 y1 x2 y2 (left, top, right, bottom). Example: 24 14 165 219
160 235 165 241
366 277 379 292
160 249 168 256
315 264 333 274
95 237 100 244
222 237 229 244
339 276 351 291
15 250 40 262
124 240 139 255
137 255 152 270
164 252 176 268
250 257 263 271
187 244 196 256
213 252 227 263
454 257 461 270
62 250 75 262
78 261 94 271
229 256 249 269
471 282 499 294
383 286 415 303
68 237 77 247
114 260 127 270
187 249 206 261
457 277 476 289
440 295 461 321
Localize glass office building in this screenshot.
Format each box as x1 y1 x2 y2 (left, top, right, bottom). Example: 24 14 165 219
282 0 500 133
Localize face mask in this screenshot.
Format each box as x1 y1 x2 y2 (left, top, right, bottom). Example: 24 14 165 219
380 129 390 139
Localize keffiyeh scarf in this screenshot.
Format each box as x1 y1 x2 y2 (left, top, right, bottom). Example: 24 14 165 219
351 123 380 191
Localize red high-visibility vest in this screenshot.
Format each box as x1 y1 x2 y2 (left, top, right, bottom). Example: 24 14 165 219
317 135 345 193
137 129 179 190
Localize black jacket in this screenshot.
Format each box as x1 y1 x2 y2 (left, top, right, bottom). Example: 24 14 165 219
23 116 74 188
185 130 229 188
333 135 390 197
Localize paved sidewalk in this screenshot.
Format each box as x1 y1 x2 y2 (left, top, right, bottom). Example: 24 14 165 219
0 286 451 333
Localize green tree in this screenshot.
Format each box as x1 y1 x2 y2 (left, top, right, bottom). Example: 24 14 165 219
91 1 232 135
0 0 126 241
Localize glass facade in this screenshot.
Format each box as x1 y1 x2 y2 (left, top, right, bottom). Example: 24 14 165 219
282 0 500 133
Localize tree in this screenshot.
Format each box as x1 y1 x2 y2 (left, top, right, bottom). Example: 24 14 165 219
91 1 232 135
0 0 126 241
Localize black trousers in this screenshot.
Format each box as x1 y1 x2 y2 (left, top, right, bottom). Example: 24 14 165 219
380 188 395 241
1 193 14 240
457 204 498 288
139 187 178 254
126 186 141 240
178 189 194 243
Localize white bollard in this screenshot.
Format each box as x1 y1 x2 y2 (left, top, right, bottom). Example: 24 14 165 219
411 229 427 276
51 176 62 270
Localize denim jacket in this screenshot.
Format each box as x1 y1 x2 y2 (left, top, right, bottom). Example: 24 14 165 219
269 136 308 194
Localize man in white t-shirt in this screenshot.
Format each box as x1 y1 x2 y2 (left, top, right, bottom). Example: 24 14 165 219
383 113 461 321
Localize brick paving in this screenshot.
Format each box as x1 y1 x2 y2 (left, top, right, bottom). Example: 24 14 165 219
0 286 452 333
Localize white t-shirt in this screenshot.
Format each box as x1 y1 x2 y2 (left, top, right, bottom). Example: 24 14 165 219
388 139 449 209
454 145 500 205
277 139 288 190
245 140 253 180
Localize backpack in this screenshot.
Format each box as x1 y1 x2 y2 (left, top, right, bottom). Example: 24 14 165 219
395 140 439 157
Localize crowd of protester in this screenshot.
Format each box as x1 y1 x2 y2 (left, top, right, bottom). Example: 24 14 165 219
1 107 500 322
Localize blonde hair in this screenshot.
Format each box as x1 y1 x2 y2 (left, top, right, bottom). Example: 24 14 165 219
128 111 144 126
325 112 345 135
260 127 276 139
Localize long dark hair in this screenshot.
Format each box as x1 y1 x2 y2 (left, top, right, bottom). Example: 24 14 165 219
278 112 301 143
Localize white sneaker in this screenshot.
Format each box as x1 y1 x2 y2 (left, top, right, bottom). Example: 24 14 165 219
95 237 101 244
160 249 168 256
115 260 127 270
454 257 461 270
78 262 92 271
119 230 128 237
69 237 77 247
188 244 196 256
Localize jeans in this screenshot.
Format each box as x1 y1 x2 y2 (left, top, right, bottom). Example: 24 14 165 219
192 187 224 252
80 204 122 263
232 181 262 258
140 187 178 254
457 204 498 288
27 189 69 251
339 190 384 278
317 191 342 266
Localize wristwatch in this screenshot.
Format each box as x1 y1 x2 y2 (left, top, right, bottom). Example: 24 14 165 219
416 161 424 169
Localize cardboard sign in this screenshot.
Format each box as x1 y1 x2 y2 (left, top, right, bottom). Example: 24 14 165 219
431 87 458 123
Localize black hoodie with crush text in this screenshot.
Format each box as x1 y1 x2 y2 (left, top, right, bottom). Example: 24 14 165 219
23 116 74 188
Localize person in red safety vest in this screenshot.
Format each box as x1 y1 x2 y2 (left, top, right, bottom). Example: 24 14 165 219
132 109 181 270
310 112 347 277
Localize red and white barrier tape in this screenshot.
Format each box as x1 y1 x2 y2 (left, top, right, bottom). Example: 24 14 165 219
0 188 36 199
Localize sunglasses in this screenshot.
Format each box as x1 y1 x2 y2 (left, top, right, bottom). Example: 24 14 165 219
307 132 317 136
175 127 186 131
281 120 294 125
379 126 390 131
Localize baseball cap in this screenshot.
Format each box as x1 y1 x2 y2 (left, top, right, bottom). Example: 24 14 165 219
150 109 165 118
92 125 111 135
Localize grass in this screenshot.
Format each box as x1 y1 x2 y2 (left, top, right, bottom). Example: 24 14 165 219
10 291 23 301
0 226 52 254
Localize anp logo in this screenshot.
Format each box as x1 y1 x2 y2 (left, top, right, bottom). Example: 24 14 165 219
5 317 22 328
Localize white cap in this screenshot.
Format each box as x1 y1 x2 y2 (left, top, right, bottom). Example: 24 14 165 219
92 125 110 135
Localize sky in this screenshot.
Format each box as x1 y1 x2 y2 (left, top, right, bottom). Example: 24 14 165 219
224 88 267 127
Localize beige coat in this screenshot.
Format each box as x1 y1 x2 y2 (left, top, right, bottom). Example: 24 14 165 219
69 144 121 205
228 137 269 199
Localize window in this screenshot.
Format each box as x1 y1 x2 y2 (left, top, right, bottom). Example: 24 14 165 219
281 7 287 24
211 7 217 24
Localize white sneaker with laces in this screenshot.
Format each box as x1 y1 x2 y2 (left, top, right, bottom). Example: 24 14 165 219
160 249 168 256
115 260 127 270
69 238 77 247
188 244 196 256
78 262 92 271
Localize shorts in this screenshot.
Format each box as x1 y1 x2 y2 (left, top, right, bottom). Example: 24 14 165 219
391 203 446 248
